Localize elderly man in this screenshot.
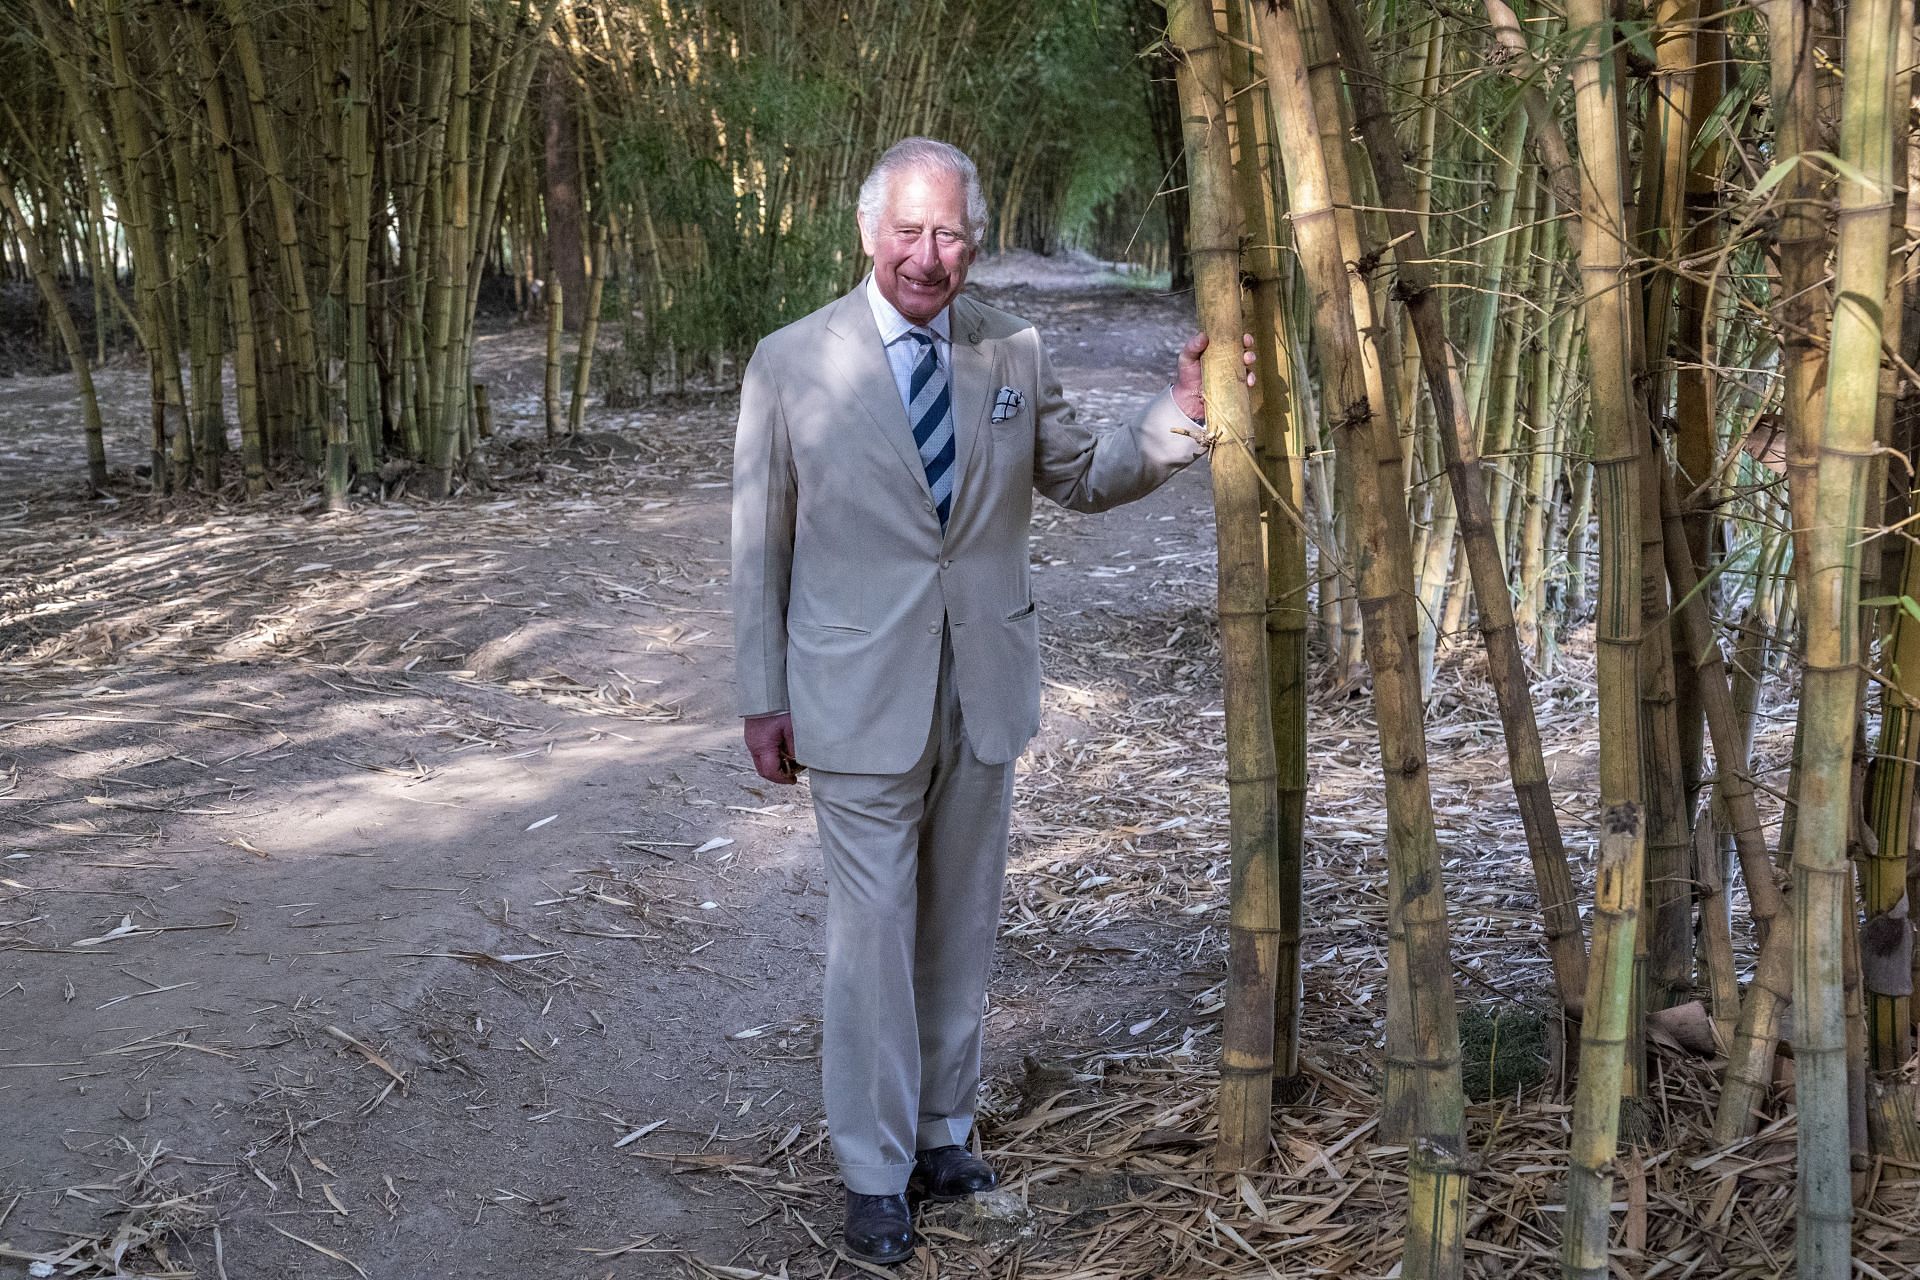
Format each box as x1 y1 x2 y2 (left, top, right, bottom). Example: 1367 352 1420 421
731 136 1245 1263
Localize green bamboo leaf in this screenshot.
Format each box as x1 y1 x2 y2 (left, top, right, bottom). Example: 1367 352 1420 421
1747 155 1804 201
1618 17 1658 63
1806 148 1883 192
1864 594 1920 621
1690 54 1767 166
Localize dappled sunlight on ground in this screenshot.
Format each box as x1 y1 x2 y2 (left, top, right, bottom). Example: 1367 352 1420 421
3 274 1892 1278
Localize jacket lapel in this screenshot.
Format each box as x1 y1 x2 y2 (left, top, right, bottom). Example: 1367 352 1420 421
823 289 933 501
949 295 993 518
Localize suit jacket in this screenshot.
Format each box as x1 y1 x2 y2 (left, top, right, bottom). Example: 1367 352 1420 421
731 284 1204 774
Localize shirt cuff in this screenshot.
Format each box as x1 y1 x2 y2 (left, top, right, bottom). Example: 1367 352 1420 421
1169 384 1204 427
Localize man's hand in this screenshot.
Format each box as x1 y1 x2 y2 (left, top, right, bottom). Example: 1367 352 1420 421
1172 331 1258 424
744 711 801 785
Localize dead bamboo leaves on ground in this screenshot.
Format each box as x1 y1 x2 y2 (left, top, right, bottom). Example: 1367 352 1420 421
2 283 1902 1277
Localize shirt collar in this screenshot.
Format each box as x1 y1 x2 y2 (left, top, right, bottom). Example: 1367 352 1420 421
864 273 952 346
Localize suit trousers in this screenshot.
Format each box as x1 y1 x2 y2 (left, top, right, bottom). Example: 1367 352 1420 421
806 631 1016 1194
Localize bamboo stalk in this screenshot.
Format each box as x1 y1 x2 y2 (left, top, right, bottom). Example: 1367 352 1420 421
1792 0 1900 1262
1659 474 1789 1007
1290 0 1426 1139
1671 0 1725 807
1463 110 1532 430
428 0 473 495
1482 0 1583 232
343 0 375 497
472 382 493 440
1323 0 1588 1016
1863 0 1920 1086
0 168 107 492
1770 0 1830 582
546 281 566 439
1254 4 1465 1272
1514 220 1568 655
185 3 266 497
102 0 181 494
223 0 330 484
1560 0 1649 1267
1167 0 1280 1172
568 236 607 438
1225 0 1306 1084
1481 170 1537 559
1639 454 1692 1015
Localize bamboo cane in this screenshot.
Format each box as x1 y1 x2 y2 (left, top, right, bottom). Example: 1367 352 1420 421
1254 4 1465 1272
1770 0 1830 582
1481 0 1582 233
1863 0 1920 1087
1791 0 1900 1263
101 0 182 494
1482 171 1537 560
1167 0 1280 1172
546 281 566 439
1412 100 1530 689
223 0 330 486
1659 467 1790 982
343 0 375 499
1289 0 1429 1137
428 0 473 495
1560 0 1649 1267
185 3 266 496
568 237 607 438
1322 0 1589 1016
0 168 107 492
1225 0 1307 1084
1514 219 1567 655
1639 459 1693 1016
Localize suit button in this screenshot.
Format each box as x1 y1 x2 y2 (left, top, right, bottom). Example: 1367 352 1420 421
927 623 939 635
940 559 952 570
924 499 934 512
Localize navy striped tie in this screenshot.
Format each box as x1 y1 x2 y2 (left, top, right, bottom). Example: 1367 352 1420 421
905 329 955 529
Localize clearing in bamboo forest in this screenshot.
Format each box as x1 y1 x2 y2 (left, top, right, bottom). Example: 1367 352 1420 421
5 0 1920 1275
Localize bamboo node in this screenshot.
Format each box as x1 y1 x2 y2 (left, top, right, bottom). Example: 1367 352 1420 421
1601 802 1642 836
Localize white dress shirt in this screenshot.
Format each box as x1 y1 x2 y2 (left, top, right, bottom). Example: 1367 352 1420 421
865 273 952 416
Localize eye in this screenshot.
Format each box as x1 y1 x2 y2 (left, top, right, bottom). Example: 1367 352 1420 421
936 229 962 246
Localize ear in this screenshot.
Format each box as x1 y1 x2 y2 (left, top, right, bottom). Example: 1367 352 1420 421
856 213 878 259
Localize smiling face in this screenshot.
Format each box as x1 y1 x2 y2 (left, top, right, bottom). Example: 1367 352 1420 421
858 166 977 326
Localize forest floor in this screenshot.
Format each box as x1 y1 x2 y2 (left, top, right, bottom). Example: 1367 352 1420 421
1 255 1913 1280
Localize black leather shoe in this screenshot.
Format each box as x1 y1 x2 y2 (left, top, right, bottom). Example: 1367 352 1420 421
911 1145 997 1200
843 1191 913 1265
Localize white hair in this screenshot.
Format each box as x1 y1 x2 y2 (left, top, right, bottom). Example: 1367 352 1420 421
856 137 988 248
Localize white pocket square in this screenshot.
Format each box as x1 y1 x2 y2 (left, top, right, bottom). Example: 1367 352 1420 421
991 386 1025 423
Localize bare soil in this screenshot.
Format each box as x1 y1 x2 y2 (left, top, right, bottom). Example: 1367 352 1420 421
3 261 1904 1280
0 266 1241 1279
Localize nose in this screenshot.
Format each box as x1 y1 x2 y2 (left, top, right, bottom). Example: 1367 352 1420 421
911 234 940 272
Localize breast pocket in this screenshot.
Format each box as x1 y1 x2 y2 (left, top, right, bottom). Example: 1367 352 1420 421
990 386 1028 426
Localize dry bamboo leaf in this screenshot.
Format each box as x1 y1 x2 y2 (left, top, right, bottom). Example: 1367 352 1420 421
267 1224 368 1279
615 1119 668 1148
324 1025 408 1085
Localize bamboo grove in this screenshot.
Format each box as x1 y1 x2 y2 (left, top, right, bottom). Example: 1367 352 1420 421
6 0 1920 1273
1168 0 1920 1274
0 0 1177 501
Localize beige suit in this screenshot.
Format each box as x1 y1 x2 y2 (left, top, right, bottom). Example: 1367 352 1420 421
730 282 1202 1192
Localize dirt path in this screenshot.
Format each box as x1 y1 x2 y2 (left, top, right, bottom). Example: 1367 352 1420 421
5 265 1888 1280
0 269 1251 1279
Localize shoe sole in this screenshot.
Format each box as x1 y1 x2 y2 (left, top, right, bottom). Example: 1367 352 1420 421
843 1242 914 1266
